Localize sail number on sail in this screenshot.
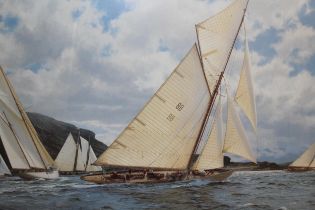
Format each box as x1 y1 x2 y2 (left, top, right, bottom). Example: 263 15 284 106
167 103 185 122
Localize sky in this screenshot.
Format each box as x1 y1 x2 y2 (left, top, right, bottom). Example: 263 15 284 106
0 0 314 163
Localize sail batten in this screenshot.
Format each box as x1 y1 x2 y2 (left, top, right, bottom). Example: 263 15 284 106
223 94 256 163
290 143 315 168
95 44 211 170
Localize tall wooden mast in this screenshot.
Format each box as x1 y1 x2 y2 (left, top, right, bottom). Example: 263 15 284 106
188 0 250 170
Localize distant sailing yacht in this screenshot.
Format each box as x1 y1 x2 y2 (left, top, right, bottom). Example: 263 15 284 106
82 0 257 184
54 132 101 174
0 66 59 179
288 143 315 172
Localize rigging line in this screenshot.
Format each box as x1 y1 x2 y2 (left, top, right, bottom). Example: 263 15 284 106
0 66 48 169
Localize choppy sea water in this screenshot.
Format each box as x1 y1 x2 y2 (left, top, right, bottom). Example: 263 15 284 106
0 170 314 210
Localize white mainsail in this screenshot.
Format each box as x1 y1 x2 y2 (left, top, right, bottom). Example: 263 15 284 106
310 158 315 168
196 0 249 93
0 153 11 175
193 96 224 171
80 136 102 172
54 133 77 172
86 146 102 172
95 44 211 170
290 143 315 168
235 29 257 131
223 94 256 163
0 66 54 170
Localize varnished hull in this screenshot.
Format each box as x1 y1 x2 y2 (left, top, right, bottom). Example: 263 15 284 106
81 170 233 184
81 171 187 184
287 167 314 172
190 170 233 181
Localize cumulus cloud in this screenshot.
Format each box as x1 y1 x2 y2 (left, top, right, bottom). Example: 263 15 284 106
0 0 314 162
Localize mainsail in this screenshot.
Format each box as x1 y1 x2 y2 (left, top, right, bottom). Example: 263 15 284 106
290 143 315 168
192 96 224 171
80 136 89 170
86 146 102 172
80 136 102 172
95 44 211 170
0 66 54 171
54 133 77 172
223 94 256 163
196 0 249 93
235 29 257 131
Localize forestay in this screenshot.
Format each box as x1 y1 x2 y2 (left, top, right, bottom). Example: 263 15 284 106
54 133 77 172
192 96 224 171
95 44 211 170
290 143 315 167
235 31 257 131
196 0 248 93
223 95 256 163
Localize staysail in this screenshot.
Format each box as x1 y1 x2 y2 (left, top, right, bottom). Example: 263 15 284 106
192 96 224 171
0 153 11 175
54 133 77 171
196 0 249 92
80 136 89 170
290 143 315 168
95 44 211 170
235 28 257 131
80 136 102 172
0 66 54 170
223 94 256 163
86 146 102 172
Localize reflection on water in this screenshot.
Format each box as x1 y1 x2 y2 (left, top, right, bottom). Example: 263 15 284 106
0 171 314 209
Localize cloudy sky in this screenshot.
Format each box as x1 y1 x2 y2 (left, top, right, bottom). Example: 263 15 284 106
0 0 314 163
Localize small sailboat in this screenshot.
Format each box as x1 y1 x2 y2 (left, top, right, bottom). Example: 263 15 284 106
0 66 59 180
288 143 315 172
54 132 101 174
81 0 257 184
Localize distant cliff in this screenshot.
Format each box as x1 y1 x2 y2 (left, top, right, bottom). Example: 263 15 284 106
27 112 107 159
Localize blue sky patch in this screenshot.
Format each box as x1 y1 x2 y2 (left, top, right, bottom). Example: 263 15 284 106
25 63 42 73
0 15 19 33
92 0 130 32
158 39 169 52
250 27 281 66
290 53 315 77
101 44 112 57
72 9 83 20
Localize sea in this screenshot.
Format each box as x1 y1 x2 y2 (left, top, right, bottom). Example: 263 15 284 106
0 170 314 210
